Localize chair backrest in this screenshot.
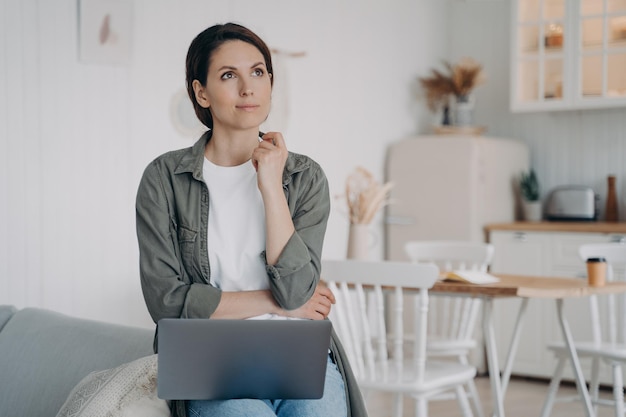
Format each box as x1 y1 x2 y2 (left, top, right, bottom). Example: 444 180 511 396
578 243 626 345
322 259 439 384
404 241 494 270
404 241 494 346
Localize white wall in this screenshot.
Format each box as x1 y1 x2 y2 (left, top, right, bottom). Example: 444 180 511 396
448 1 626 220
0 0 448 326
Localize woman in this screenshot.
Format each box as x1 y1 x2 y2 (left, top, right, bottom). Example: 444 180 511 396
135 23 366 417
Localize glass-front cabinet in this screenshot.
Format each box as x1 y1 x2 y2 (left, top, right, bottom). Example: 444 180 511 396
512 0 626 111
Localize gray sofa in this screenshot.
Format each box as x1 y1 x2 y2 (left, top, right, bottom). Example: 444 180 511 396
0 305 155 417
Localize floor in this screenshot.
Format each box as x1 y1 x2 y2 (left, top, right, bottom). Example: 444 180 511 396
365 375 618 417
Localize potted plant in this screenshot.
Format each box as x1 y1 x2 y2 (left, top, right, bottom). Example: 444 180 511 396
520 169 542 221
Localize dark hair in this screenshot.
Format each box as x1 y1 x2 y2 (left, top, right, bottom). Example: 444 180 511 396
185 23 274 129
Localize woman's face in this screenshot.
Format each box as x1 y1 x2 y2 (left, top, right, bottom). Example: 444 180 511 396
196 40 272 133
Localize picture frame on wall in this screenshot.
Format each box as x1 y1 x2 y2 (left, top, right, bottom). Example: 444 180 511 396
78 0 132 65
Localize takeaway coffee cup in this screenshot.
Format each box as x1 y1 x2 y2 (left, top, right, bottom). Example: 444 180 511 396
586 257 607 287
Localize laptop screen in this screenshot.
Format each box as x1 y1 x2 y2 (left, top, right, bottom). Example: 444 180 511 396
157 319 332 400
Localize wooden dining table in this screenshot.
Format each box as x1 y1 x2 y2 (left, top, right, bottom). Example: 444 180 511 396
430 274 626 417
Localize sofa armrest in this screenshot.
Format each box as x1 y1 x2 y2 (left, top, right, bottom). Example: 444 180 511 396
0 305 17 332
0 307 154 417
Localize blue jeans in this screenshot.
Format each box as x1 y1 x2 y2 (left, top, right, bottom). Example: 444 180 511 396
186 355 347 417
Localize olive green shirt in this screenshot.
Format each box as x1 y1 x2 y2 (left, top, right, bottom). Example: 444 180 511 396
135 132 367 417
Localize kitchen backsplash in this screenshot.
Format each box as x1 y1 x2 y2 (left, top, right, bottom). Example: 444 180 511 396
492 109 626 221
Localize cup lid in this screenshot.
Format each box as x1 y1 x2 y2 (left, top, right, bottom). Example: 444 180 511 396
587 257 607 263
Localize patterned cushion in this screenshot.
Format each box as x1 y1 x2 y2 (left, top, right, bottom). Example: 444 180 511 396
55 354 170 417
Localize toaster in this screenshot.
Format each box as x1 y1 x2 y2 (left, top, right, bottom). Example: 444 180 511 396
545 186 598 221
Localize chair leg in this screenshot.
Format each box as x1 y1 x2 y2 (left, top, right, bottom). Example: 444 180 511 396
458 355 485 417
590 357 600 415
455 384 474 417
466 379 485 417
540 356 566 417
415 397 428 417
611 362 624 417
393 393 404 417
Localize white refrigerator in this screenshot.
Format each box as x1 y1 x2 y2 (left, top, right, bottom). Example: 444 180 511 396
384 135 529 261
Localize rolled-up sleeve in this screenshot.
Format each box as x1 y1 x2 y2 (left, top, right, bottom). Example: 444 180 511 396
265 163 330 310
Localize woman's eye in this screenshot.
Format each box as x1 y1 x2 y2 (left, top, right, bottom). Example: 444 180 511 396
221 72 235 80
252 68 264 77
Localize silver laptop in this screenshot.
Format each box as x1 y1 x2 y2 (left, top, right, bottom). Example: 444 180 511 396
157 318 332 400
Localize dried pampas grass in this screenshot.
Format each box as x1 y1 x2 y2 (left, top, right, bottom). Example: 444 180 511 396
447 57 486 97
345 167 393 225
419 69 456 112
419 57 486 111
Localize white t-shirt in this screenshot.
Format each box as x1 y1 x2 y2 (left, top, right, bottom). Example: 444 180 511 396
203 158 267 292
203 157 309 321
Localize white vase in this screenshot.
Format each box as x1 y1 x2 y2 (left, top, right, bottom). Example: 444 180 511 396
523 200 542 222
454 94 475 127
346 223 370 260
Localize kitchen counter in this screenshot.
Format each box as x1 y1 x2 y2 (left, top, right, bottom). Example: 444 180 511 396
485 221 626 234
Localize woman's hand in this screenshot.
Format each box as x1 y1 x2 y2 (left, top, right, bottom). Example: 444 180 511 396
252 132 288 195
253 131 294 265
281 283 336 320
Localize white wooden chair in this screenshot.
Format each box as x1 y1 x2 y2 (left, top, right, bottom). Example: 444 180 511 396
541 243 626 417
323 259 476 417
404 240 494 417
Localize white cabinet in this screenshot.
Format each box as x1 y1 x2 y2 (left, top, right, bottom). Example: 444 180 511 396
489 228 626 384
511 0 626 112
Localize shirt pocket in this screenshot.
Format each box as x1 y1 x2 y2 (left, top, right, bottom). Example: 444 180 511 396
177 225 198 278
